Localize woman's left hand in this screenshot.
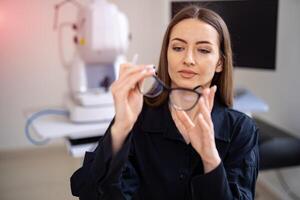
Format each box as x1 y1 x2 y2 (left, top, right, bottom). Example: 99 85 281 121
173 85 221 173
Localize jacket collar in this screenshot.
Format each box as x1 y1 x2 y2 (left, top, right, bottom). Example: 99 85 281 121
141 95 231 143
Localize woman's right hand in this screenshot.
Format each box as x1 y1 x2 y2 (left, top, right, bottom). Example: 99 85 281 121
109 63 155 151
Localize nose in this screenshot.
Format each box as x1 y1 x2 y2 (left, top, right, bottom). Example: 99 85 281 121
183 49 195 66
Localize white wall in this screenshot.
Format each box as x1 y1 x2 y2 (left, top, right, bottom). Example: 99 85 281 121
110 0 167 64
0 0 68 149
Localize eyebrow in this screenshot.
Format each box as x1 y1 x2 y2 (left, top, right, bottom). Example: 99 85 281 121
171 38 213 45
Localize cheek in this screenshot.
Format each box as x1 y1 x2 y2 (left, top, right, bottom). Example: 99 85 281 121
196 54 220 74
196 62 219 83
199 66 217 78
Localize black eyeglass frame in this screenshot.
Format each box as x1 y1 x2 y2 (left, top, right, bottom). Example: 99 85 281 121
139 75 203 111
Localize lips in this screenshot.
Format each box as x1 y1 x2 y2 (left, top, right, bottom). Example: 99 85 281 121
178 70 197 78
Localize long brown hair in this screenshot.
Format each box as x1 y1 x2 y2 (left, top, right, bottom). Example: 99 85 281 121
145 5 233 108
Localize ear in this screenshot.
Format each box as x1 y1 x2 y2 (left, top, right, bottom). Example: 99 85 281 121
215 58 223 73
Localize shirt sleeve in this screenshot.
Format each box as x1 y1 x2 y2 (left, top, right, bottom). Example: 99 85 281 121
190 116 259 200
70 119 139 200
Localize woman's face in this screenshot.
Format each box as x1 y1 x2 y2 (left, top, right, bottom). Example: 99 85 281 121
167 18 223 89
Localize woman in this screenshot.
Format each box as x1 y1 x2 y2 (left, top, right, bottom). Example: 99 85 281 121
71 5 259 200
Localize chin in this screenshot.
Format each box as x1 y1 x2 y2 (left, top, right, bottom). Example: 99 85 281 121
175 78 213 90
173 79 200 89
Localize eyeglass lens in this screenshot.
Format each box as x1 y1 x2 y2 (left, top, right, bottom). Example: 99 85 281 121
138 76 164 98
170 90 200 111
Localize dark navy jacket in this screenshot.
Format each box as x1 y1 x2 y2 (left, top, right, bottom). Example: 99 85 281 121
71 97 259 199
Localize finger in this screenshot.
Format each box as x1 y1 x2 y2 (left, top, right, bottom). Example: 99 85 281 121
174 109 195 131
119 64 153 80
115 65 154 90
202 88 210 108
171 108 188 134
119 63 133 76
198 97 213 127
130 85 144 101
119 66 155 90
197 113 213 138
209 85 217 111
114 68 155 97
111 68 144 97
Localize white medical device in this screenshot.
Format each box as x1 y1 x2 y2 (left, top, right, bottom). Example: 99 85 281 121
24 0 130 152
54 0 130 123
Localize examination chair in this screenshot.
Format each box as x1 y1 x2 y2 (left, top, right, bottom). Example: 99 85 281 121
255 118 300 170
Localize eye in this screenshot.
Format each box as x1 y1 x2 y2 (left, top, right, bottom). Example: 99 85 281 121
172 46 184 52
197 49 210 54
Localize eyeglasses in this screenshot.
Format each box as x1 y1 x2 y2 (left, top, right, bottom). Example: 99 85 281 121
138 75 203 111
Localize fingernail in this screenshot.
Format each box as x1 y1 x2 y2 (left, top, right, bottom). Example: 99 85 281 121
199 97 204 103
141 65 151 73
145 64 155 69
199 113 203 119
142 68 155 74
204 88 209 96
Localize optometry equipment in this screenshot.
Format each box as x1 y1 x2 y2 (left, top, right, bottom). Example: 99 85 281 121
24 0 130 152
53 0 130 122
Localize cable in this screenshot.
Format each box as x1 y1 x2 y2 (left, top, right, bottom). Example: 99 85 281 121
276 170 300 200
25 109 70 145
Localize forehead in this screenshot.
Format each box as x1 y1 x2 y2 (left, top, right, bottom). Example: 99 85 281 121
170 18 219 45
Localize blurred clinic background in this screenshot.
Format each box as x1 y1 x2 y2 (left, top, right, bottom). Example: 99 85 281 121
0 0 300 200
